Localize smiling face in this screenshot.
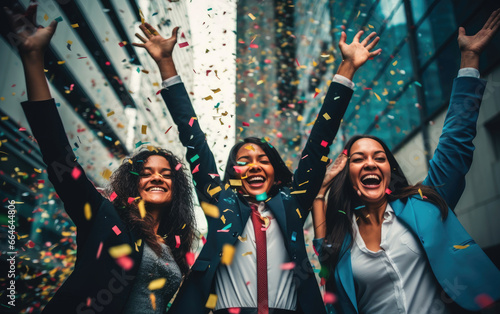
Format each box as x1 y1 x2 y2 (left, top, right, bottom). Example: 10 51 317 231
235 143 275 199
349 138 391 205
138 155 173 208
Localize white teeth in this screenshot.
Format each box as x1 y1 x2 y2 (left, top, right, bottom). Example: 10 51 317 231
148 187 166 192
362 175 380 180
248 176 265 182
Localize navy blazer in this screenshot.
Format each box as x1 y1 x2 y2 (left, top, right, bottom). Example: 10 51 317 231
161 81 353 314
318 77 500 313
22 100 145 313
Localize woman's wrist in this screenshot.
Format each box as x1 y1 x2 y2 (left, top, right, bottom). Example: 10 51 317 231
336 60 357 80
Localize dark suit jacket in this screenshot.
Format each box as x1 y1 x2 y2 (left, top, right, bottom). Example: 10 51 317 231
22 100 145 313
161 81 353 314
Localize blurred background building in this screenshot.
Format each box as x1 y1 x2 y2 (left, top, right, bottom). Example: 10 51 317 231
0 0 499 312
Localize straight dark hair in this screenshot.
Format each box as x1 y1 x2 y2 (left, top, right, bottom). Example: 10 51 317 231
107 148 196 276
321 134 448 291
223 137 293 196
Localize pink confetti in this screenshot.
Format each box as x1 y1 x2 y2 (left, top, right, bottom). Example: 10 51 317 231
323 292 337 304
19 127 27 131
313 244 319 256
71 167 82 180
116 256 134 270
86 297 92 307
105 61 111 66
27 240 35 248
385 188 392 195
109 191 117 202
228 308 241 314
246 281 251 285
112 225 122 235
127 197 135 204
295 58 300 67
192 164 200 174
233 166 242 173
342 149 348 156
165 126 172 134
280 262 296 270
242 122 250 127
175 163 182 171
156 89 161 95
178 42 189 48
96 242 103 259
118 42 125 47
185 252 195 266
201 235 207 245
301 154 309 159
188 117 195 127
475 294 494 309
175 235 181 248
320 140 328 147
217 229 230 232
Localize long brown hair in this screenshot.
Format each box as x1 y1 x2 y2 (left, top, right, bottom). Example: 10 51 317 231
107 148 196 275
321 135 448 291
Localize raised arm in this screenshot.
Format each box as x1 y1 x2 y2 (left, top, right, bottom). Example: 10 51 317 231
5 3 105 234
293 30 382 215
423 9 500 210
134 24 222 203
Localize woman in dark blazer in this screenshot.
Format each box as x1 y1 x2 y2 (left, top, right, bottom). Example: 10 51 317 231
133 21 381 313
312 9 500 313
6 3 196 313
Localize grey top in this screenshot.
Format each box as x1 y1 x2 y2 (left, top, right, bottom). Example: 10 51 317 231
123 242 182 313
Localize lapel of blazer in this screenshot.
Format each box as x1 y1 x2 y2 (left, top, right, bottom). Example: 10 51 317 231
336 233 358 313
266 191 288 238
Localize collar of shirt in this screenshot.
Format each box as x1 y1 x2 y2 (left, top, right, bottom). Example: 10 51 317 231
352 204 395 255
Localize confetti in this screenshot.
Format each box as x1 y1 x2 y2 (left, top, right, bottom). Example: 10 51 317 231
291 231 297 242
475 293 494 309
186 252 195 266
148 278 167 291
97 242 103 259
101 168 112 180
221 244 236 265
321 156 329 162
112 225 122 235
141 125 147 134
242 122 250 127
229 179 242 186
109 191 117 202
238 235 247 242
108 244 131 258
323 113 331 120
175 235 181 248
150 293 156 311
208 185 222 197
281 262 296 270
84 203 92 220
71 167 82 180
290 190 306 194
201 202 220 218
385 188 392 195
107 111 115 117
205 294 218 309
242 251 253 256
338 210 346 215
324 292 337 304
256 192 267 201
179 42 189 48
453 244 470 250
221 215 226 224
189 117 196 127
248 13 256 20
321 140 328 147
138 200 146 218
296 208 302 219
175 163 182 171
116 256 133 270
192 164 200 174
71 23 79 28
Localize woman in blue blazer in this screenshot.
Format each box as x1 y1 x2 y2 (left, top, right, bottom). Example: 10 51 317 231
312 9 500 313
133 21 381 313
6 3 196 312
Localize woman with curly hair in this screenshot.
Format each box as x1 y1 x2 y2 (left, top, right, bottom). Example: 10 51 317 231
6 3 196 313
312 10 500 314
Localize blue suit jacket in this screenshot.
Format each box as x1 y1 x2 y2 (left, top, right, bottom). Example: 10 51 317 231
161 81 354 313
323 77 500 313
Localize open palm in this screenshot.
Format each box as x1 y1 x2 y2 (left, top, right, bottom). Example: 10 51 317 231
133 23 179 63
339 30 381 70
458 9 500 55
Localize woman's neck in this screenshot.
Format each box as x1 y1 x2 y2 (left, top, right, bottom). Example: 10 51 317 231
358 199 388 225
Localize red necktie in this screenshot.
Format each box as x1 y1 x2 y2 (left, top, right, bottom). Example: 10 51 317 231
250 203 269 314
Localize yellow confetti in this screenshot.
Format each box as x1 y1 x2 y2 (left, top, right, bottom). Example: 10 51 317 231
84 203 92 221
34 168 41 173
150 293 156 311
203 95 213 101
43 14 49 21
397 80 404 85
139 9 145 24
221 215 226 224
290 190 307 195
229 179 242 186
323 113 331 120
57 61 66 65
242 251 253 256
148 278 167 290
182 224 186 229
321 156 329 162
205 294 218 309
224 183 230 190
248 13 256 20
67 40 73 45
107 111 115 117
392 60 398 66
152 82 159 87
256 80 265 85
374 93 381 101
221 244 235 265
296 208 302 219
238 235 247 242
71 23 79 28
211 88 221 93
141 125 147 134
298 180 309 186
101 168 112 180
245 145 255 151
138 200 146 218
201 202 220 218
108 244 132 258
208 185 222 197
453 244 470 250
297 115 303 122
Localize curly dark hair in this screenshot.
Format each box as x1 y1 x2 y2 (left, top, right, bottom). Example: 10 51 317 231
223 137 293 197
107 147 196 276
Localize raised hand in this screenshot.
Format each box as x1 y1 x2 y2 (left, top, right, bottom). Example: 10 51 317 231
4 2 57 57
337 30 381 79
321 153 348 190
133 23 179 63
458 9 500 56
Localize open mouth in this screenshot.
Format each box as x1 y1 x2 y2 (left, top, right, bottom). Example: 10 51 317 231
360 174 381 188
246 175 266 188
146 186 167 192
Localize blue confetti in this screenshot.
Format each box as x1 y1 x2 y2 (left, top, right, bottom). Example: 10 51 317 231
354 205 365 210
222 223 232 230
256 192 267 201
291 231 297 242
